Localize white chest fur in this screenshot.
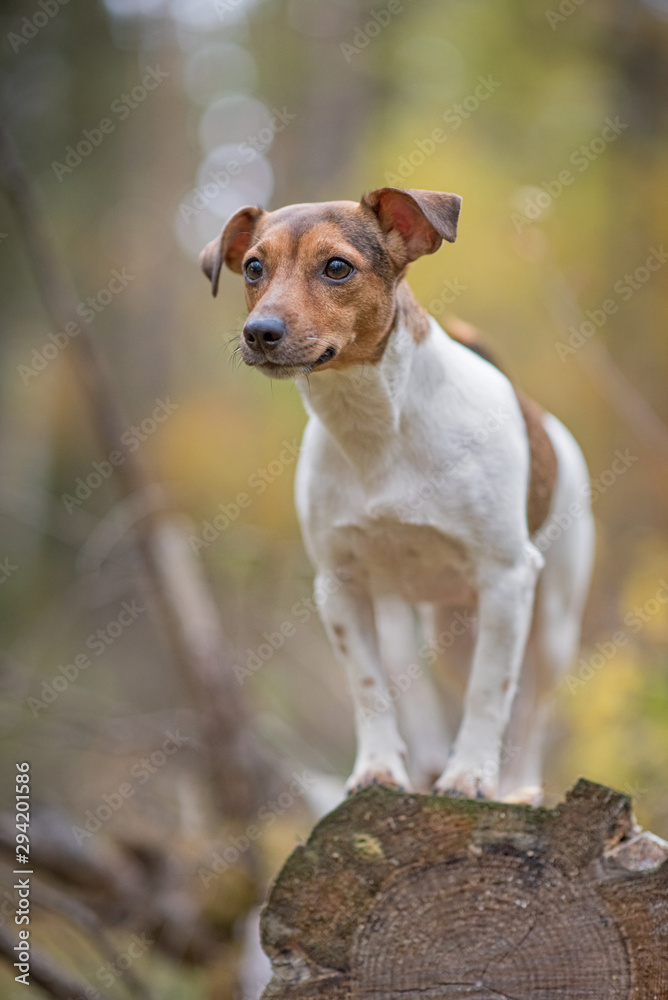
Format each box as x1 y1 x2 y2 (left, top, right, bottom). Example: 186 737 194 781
295 318 534 602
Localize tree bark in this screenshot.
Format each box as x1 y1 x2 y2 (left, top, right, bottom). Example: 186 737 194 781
260 779 668 1000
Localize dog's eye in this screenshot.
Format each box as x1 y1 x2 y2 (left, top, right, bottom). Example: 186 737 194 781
324 258 353 280
244 259 263 281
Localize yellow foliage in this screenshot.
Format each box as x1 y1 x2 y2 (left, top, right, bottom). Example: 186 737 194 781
620 535 668 646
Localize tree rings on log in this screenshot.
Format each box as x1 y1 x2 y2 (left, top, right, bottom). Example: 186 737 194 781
260 779 668 1000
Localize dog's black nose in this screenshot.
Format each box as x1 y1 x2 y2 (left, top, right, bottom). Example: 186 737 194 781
243 316 286 349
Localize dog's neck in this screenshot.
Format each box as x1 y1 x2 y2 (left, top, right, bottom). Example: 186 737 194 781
296 282 429 469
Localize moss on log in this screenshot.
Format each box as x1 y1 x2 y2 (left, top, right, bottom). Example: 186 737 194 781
260 779 668 1000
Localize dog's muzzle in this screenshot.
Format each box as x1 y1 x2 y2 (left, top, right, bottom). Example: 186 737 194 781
241 316 337 377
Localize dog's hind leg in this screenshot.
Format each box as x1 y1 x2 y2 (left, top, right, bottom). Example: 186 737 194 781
499 609 559 803
375 597 452 790
501 414 595 802
433 547 542 800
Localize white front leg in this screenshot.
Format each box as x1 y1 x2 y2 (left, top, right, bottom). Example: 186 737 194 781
434 546 542 800
316 571 410 793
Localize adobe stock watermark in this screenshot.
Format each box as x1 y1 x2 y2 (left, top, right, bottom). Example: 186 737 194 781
65 933 155 998
71 730 190 844
213 0 261 22
361 609 477 723
534 448 638 554
60 397 179 513
7 0 70 54
198 770 316 888
17 268 135 385
512 116 629 233
341 0 413 62
188 438 300 552
51 66 169 181
0 558 17 584
0 886 29 930
213 0 242 19
179 107 297 223
384 76 501 184
427 277 467 318
554 246 667 361
234 569 346 684
546 0 588 30
564 579 668 693
97 934 154 991
27 600 144 716
391 406 512 520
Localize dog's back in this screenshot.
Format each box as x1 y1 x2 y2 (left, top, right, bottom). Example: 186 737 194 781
443 316 558 536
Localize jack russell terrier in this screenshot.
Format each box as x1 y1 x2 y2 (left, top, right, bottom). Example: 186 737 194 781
199 187 594 802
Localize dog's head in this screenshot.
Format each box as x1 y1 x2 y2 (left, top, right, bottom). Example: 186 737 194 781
199 187 461 379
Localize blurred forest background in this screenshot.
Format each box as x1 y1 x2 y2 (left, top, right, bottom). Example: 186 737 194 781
0 0 667 996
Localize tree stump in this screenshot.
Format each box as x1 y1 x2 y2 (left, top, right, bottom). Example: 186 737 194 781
260 780 668 999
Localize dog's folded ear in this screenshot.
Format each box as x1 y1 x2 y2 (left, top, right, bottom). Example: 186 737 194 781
198 206 264 296
361 188 462 263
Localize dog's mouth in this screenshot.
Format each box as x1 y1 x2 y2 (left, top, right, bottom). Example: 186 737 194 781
312 345 337 367
248 345 338 380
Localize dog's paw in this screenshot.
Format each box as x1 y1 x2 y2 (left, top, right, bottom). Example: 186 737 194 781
346 753 411 797
503 784 544 806
346 773 407 796
432 783 490 801
432 762 497 801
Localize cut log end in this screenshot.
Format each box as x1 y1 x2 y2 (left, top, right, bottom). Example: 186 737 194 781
260 779 668 1000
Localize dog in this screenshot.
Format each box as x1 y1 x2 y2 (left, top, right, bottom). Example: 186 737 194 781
199 187 594 801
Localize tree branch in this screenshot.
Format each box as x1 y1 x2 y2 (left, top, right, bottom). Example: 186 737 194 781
0 121 278 820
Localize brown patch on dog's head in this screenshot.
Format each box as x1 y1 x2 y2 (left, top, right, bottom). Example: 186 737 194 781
199 188 461 379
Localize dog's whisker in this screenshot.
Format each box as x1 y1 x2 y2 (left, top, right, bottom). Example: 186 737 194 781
220 334 242 355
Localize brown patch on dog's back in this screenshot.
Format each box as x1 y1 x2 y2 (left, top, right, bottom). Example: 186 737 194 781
515 390 558 534
443 317 557 534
